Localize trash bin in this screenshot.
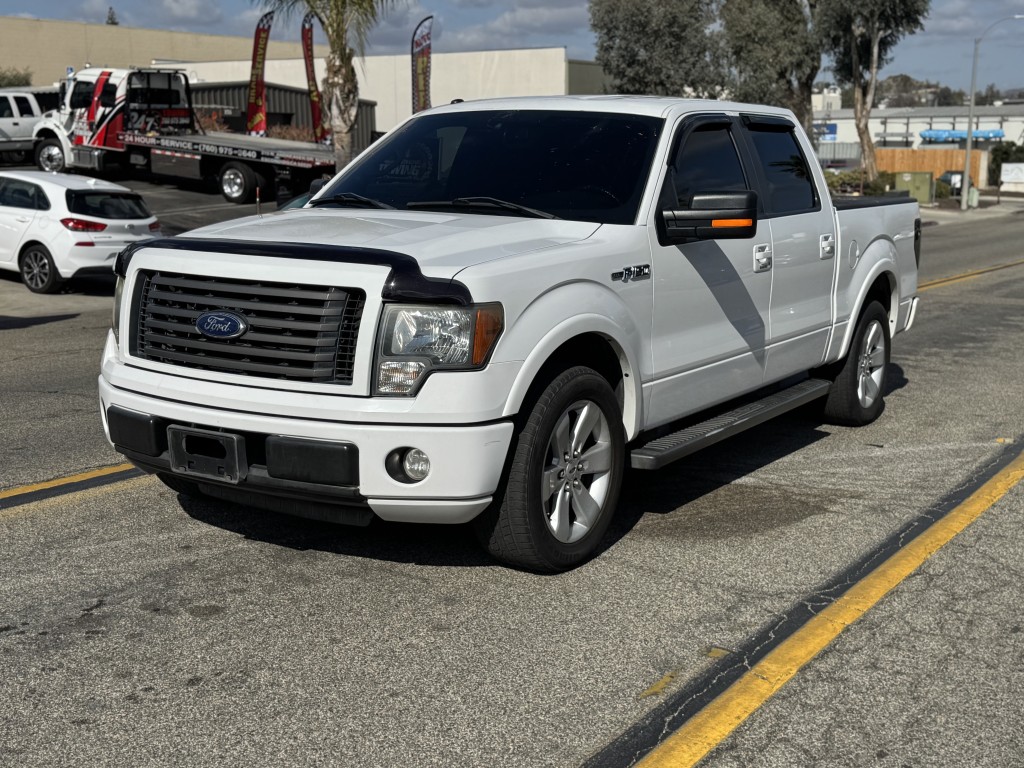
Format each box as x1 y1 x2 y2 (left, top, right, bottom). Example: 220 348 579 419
968 186 980 208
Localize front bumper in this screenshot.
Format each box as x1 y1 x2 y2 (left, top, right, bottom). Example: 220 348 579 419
98 376 514 525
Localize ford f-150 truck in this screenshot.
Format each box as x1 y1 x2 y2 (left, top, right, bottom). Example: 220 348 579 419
99 96 921 571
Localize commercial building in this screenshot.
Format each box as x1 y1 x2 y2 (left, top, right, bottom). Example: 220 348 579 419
1 17 609 135
160 48 610 132
0 15 329 85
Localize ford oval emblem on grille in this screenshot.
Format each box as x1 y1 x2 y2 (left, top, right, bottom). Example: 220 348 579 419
195 311 248 339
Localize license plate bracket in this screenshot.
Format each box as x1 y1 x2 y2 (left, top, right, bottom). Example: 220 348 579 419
167 425 247 484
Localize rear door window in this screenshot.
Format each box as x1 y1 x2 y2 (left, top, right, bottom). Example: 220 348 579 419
0 97 13 119
14 96 35 117
66 191 151 219
0 179 50 210
744 120 818 215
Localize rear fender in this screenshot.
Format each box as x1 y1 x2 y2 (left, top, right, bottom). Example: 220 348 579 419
830 235 898 361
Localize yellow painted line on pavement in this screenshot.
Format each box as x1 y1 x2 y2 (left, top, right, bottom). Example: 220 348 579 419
638 450 1024 768
0 463 136 501
919 258 1024 292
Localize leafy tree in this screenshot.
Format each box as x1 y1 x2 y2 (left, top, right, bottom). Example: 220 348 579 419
934 85 964 107
819 0 929 181
253 0 396 168
0 67 31 87
990 141 1024 186
721 0 821 134
590 0 727 98
106 6 119 25
975 83 1001 106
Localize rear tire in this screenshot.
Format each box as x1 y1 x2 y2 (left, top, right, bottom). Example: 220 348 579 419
219 161 257 203
475 366 625 572
35 138 66 173
19 245 64 294
823 301 890 426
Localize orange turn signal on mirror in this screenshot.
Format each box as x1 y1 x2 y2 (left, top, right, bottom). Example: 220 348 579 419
711 218 753 228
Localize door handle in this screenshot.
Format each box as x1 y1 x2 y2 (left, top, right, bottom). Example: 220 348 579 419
820 233 836 259
753 243 772 272
16 216 31 223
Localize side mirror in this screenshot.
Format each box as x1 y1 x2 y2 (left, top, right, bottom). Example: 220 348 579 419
661 190 758 243
59 82 67 107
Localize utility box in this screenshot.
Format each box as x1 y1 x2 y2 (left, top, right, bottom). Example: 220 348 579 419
894 171 934 204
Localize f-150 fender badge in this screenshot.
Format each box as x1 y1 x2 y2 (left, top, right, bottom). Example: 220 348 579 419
611 264 651 282
195 311 249 339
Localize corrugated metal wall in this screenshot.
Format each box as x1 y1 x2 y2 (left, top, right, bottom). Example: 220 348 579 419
190 82 377 152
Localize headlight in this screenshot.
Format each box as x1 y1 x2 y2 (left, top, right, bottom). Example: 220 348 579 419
375 303 503 395
111 275 124 343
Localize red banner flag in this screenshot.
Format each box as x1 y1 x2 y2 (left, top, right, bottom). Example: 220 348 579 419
246 11 274 136
302 13 331 145
411 16 433 114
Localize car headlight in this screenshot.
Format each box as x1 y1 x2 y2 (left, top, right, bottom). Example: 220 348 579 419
111 275 124 343
375 303 503 395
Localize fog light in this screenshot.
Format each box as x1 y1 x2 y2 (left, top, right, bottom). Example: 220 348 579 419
402 448 431 482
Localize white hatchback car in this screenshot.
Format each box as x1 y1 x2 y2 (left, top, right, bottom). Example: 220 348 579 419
0 171 160 293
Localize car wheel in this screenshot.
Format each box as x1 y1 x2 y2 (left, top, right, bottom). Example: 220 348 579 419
19 244 64 294
476 365 625 572
219 161 257 203
823 301 890 426
35 138 66 173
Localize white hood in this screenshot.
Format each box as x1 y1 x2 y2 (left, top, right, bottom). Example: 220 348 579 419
182 209 601 279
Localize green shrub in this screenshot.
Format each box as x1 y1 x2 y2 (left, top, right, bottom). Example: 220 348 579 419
934 181 951 199
0 66 31 87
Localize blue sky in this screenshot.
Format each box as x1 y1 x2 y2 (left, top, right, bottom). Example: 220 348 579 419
1 0 1022 91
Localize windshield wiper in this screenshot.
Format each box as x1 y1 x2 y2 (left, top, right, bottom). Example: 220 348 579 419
308 192 393 209
406 196 559 219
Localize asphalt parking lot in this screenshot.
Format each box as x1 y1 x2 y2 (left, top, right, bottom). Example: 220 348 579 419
1 166 1023 766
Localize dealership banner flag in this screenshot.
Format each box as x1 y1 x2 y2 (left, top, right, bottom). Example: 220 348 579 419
411 16 433 114
302 13 331 145
246 11 274 136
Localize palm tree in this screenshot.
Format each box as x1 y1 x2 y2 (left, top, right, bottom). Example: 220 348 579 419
253 0 395 168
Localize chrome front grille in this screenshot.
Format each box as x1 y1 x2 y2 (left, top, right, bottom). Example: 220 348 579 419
134 271 365 385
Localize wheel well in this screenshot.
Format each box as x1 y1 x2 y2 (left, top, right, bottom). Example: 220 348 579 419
18 240 47 262
864 274 897 319
518 333 629 428
35 129 60 142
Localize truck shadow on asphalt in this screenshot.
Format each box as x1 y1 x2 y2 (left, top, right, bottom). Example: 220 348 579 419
0 313 79 330
177 366 907 571
0 270 116 296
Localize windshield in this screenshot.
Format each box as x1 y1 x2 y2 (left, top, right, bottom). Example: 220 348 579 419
66 191 151 219
323 109 663 225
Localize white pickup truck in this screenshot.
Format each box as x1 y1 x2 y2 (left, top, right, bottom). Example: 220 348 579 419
99 96 920 571
0 90 49 157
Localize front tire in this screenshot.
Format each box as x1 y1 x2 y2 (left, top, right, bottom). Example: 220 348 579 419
35 138 66 173
823 301 890 426
20 245 64 294
476 366 625 572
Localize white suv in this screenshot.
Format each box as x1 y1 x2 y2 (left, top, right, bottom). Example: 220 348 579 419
0 170 160 293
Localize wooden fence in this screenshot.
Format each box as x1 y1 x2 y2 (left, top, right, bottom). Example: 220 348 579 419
876 148 989 187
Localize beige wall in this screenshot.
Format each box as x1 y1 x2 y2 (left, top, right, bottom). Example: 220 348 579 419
0 16 329 87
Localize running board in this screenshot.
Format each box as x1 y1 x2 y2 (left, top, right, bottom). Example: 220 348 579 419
630 378 832 470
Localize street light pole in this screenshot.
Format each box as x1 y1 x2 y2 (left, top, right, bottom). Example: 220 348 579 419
961 14 1024 211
